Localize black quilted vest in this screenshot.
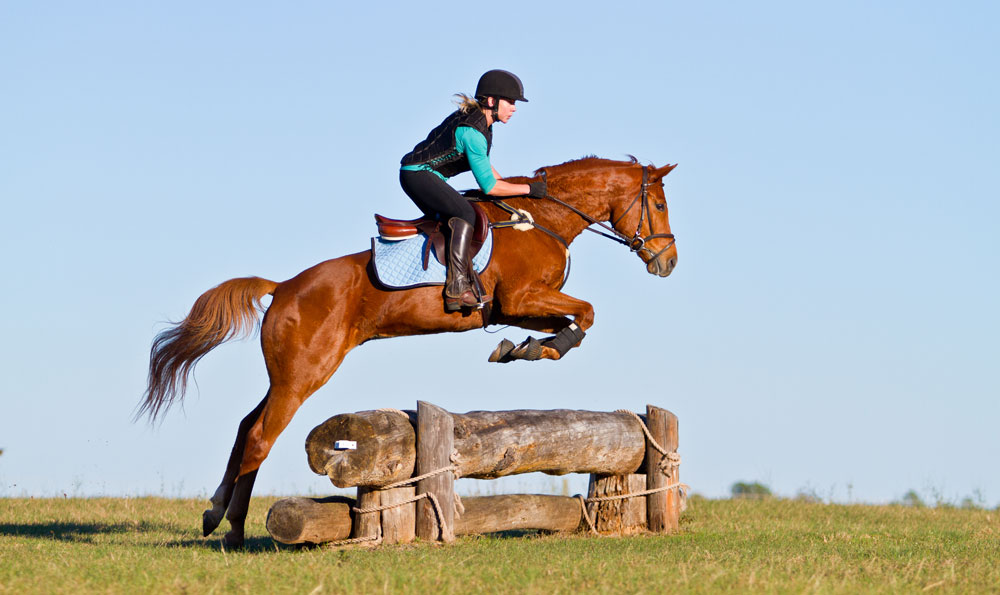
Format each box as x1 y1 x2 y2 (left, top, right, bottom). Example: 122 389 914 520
401 109 493 179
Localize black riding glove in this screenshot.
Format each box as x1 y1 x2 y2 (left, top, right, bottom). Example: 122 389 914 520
527 181 547 198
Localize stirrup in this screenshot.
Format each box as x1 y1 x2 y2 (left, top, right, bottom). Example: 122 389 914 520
468 262 492 307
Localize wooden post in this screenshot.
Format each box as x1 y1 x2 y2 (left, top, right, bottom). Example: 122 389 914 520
352 486 381 542
380 486 416 545
664 409 681 531
415 401 454 542
645 405 680 532
587 473 647 535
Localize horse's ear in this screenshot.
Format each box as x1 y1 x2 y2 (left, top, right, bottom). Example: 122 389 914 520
650 163 677 182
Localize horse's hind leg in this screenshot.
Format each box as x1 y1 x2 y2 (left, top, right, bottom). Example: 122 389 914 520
225 372 347 548
203 393 269 537
213 256 369 547
222 469 258 548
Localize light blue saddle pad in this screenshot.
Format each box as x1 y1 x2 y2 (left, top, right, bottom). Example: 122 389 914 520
371 229 493 289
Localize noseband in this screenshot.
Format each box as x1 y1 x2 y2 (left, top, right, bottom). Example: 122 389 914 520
539 166 676 262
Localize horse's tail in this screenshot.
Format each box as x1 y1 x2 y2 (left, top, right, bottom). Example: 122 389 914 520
137 276 279 423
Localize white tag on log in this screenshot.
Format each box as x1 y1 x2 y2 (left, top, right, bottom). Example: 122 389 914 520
333 440 357 450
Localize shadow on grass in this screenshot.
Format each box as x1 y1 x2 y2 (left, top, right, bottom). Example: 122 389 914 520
2 521 281 553
0 520 182 542
169 535 280 553
483 529 544 539
188 529 554 554
3 521 554 553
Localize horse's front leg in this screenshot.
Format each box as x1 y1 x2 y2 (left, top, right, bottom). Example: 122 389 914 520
490 286 594 363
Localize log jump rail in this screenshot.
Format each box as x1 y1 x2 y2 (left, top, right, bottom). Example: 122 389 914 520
265 402 687 546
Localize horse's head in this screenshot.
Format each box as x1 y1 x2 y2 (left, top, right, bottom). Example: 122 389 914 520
608 162 678 277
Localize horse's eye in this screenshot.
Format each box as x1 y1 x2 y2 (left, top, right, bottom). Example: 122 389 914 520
654 203 666 212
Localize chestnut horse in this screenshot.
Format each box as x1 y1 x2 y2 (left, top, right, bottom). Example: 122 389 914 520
139 156 678 547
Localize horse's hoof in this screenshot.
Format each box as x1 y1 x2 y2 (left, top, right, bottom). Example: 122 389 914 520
203 509 223 537
509 337 543 361
222 530 244 550
488 339 516 363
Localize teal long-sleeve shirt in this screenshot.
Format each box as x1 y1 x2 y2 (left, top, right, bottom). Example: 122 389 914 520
400 126 496 193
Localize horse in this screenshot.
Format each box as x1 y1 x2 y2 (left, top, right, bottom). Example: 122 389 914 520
139 156 678 548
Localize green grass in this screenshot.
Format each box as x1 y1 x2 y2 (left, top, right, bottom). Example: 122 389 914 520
2 496 998 593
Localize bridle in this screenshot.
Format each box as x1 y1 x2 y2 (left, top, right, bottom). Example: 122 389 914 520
538 165 676 262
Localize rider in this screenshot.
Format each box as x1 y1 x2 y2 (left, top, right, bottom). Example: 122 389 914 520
400 69 547 311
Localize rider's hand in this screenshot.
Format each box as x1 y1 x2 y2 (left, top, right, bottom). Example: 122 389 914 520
527 181 547 199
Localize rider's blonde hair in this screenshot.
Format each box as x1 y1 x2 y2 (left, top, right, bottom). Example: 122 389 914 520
453 93 481 114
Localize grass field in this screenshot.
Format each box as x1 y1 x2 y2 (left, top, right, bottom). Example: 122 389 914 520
2 495 998 593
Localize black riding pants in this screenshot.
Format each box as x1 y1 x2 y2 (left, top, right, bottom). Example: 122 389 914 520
399 169 476 226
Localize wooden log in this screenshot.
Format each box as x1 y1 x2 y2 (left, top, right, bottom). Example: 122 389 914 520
452 409 645 478
352 487 380 542
266 493 580 545
265 496 353 544
415 401 454 542
305 409 415 488
586 473 647 535
646 405 680 532
380 486 416 545
310 408 646 488
455 494 583 535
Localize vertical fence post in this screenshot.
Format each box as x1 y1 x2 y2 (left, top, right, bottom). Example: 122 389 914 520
585 409 650 535
415 401 455 542
380 486 416 544
352 487 381 542
586 473 647 535
645 405 680 532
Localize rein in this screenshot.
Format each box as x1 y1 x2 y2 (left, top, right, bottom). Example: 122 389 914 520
481 163 675 288
539 166 676 262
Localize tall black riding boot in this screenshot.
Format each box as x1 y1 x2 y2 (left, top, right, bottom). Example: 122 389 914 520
444 218 479 312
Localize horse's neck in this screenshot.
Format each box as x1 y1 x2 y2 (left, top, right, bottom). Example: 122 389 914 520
531 173 619 243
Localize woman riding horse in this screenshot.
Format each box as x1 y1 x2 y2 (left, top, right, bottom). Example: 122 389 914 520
400 69 547 311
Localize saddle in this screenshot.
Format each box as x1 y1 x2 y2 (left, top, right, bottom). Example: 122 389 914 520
375 202 490 270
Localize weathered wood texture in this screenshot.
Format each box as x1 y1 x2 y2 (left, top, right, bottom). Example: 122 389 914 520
352 487 380 542
265 494 582 544
305 409 415 488
646 405 680 532
587 473 647 535
452 409 645 478
265 496 353 544
455 494 583 535
380 486 415 544
415 401 454 542
310 408 647 488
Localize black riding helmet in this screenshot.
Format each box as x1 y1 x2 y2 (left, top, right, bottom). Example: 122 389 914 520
475 69 528 104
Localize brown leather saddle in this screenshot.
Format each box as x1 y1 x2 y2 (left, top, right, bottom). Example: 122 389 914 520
374 202 491 271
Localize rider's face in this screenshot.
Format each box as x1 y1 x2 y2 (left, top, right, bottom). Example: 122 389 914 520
496 98 517 123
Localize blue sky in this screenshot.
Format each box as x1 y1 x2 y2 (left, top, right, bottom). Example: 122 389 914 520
1 1 997 506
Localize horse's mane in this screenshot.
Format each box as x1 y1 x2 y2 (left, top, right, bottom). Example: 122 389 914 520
533 155 643 177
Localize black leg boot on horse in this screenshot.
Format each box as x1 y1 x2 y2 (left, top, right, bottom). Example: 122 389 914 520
444 218 481 312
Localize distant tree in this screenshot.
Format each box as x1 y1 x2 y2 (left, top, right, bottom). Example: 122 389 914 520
960 497 979 510
731 481 772 499
900 490 925 507
795 489 822 504
961 489 985 510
